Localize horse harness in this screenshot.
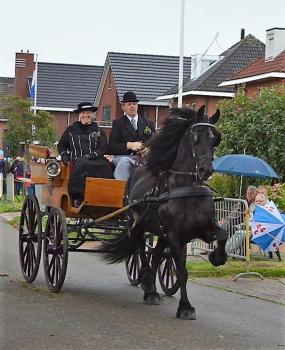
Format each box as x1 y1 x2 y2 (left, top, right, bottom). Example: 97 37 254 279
128 170 213 234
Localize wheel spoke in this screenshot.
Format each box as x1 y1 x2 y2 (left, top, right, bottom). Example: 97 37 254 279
31 243 36 269
161 259 167 280
24 210 30 232
135 254 140 280
49 255 56 285
129 255 135 276
165 259 170 288
169 259 176 286
23 244 29 272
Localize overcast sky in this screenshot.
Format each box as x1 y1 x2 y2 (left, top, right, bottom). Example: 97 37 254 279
0 0 284 77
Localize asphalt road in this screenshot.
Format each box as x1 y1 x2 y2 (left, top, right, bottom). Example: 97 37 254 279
0 218 284 350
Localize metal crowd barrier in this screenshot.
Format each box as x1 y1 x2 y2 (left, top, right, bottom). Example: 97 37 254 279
189 198 249 260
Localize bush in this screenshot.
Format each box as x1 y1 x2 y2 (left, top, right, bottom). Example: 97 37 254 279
208 173 240 198
208 173 271 199
266 183 285 212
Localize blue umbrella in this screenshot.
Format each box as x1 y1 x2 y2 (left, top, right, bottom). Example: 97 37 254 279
213 154 279 179
251 202 285 252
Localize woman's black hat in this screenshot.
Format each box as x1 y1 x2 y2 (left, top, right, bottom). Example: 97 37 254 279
121 91 139 103
73 102 98 113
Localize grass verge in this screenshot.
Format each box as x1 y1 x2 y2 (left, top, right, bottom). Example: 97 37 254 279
186 257 285 278
0 196 24 213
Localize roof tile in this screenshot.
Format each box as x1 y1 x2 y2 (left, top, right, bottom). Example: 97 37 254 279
37 63 103 109
108 52 191 103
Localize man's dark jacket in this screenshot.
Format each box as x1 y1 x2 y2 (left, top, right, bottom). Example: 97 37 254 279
108 115 155 155
58 121 107 161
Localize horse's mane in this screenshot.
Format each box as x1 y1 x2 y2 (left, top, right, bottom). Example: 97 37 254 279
146 108 198 174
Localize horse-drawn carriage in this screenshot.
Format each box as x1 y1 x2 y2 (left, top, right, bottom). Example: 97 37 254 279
19 106 228 320
19 144 179 295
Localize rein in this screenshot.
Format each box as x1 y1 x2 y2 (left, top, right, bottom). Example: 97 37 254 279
145 185 213 203
168 169 196 176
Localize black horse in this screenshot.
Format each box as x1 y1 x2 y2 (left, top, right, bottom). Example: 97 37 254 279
102 106 228 320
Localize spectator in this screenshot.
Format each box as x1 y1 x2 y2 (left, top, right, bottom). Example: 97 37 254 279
10 155 24 195
246 185 257 215
0 154 10 194
254 190 281 261
108 91 155 180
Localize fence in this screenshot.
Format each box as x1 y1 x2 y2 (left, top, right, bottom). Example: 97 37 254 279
189 198 248 260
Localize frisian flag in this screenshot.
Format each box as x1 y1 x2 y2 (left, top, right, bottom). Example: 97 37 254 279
29 68 37 99
29 54 38 115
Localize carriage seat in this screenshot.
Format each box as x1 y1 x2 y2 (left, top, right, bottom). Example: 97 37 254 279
29 144 52 160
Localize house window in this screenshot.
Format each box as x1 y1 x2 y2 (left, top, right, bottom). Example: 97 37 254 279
103 106 111 122
142 106 149 118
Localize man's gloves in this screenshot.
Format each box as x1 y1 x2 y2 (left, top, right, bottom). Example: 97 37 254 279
127 141 143 152
61 153 70 167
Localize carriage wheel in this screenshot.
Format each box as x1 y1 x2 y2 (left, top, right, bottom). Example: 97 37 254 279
125 236 153 286
125 248 141 286
158 251 179 296
158 245 187 296
43 208 68 292
19 195 42 283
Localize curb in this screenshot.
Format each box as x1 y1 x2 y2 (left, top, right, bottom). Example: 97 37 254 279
190 277 285 305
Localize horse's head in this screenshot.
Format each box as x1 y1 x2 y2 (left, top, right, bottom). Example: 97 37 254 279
146 106 221 179
190 106 221 181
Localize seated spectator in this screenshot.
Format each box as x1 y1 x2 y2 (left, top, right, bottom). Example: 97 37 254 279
57 102 113 207
246 185 257 215
253 190 281 261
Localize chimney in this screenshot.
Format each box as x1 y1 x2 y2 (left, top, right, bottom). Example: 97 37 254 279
14 52 35 98
240 28 245 40
265 27 285 60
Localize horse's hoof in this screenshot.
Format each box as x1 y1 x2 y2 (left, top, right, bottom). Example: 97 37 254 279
176 309 196 320
209 251 227 266
144 293 160 305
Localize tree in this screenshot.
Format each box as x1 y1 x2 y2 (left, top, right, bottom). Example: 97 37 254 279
0 96 57 157
216 86 285 180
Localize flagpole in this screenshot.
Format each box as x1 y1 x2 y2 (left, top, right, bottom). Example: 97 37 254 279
178 0 185 108
33 54 38 115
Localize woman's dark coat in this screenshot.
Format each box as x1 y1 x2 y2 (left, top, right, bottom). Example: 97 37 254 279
57 121 113 200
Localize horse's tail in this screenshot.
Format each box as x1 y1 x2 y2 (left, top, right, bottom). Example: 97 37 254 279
100 233 136 264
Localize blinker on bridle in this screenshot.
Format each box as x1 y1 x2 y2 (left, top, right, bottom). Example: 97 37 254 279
190 122 218 157
169 122 219 179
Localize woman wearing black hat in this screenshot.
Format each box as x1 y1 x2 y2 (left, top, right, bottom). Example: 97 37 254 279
108 91 155 180
58 102 113 207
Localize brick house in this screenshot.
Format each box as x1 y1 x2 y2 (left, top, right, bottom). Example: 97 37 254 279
94 52 191 132
220 28 285 96
10 51 103 140
0 77 15 149
157 34 265 115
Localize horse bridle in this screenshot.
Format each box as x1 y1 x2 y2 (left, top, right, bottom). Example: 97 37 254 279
190 122 218 160
169 122 218 179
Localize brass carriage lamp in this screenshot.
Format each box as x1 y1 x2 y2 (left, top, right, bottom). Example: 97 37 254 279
46 160 61 177
46 160 61 195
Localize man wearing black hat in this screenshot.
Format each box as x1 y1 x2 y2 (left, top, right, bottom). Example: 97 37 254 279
58 102 113 206
108 91 155 180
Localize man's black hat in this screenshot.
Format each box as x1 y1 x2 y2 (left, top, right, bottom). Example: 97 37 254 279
73 102 98 113
121 91 139 103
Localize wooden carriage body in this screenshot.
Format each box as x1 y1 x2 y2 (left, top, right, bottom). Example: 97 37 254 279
29 145 126 218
